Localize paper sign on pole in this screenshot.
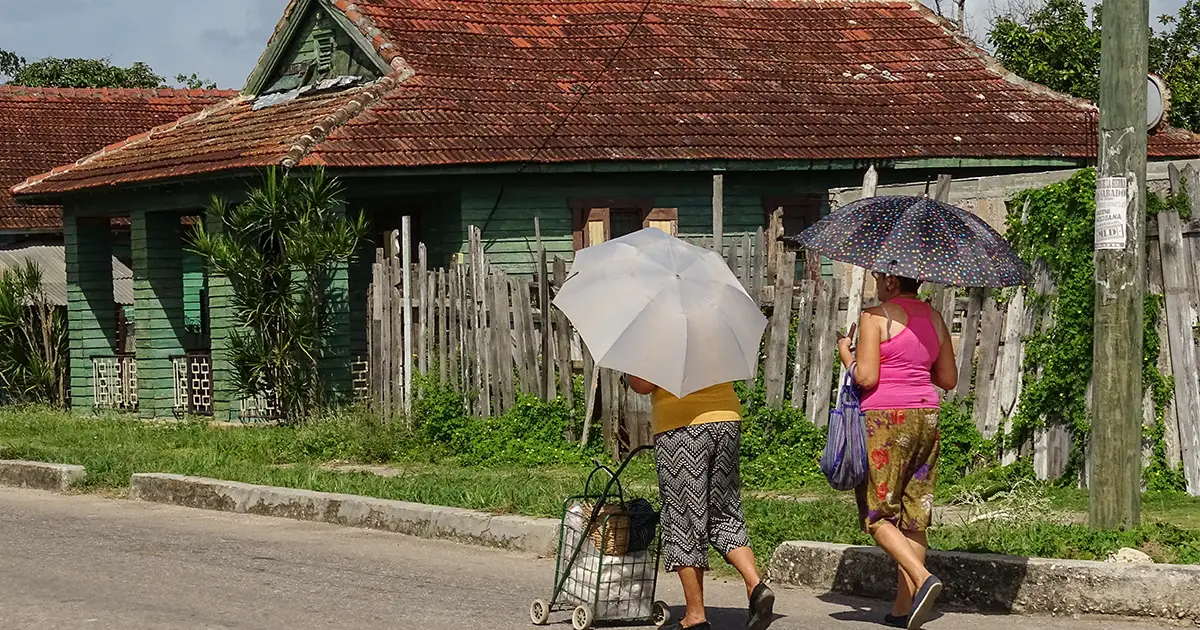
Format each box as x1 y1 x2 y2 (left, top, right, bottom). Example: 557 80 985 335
1095 176 1129 250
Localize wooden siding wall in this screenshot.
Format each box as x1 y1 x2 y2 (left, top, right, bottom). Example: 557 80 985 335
131 210 187 419
262 2 381 94
64 216 118 413
451 172 858 276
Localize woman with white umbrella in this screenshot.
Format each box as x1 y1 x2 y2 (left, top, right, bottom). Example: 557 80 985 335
555 228 775 630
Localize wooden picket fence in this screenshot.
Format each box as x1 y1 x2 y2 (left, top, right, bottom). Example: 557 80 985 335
362 171 1200 493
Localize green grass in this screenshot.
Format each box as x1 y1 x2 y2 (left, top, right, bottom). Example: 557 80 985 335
2 406 1199 565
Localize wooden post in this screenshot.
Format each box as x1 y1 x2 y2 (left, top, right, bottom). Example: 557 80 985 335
954 288 985 401
438 268 448 384
806 277 842 426
536 218 553 401
839 165 879 391
972 297 1004 437
373 250 389 416
751 226 765 302
448 264 460 391
764 251 797 405
515 278 538 396
390 235 403 418
1090 0 1149 526
712 174 724 250
740 232 752 292
470 226 490 415
580 343 598 448
553 257 575 409
401 218 414 418
1159 203 1200 495
996 288 1028 464
791 279 815 407
417 243 428 378
495 273 516 412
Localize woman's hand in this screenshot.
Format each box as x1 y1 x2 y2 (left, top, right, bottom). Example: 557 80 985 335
626 375 656 395
837 323 857 368
837 323 857 352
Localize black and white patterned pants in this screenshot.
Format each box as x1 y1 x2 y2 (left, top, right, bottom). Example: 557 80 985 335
654 421 751 572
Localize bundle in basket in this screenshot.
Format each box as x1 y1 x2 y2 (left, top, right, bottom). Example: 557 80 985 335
579 498 658 556
580 501 632 556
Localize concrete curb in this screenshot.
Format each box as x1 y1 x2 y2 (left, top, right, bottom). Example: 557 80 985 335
768 541 1200 622
0 460 86 491
128 473 561 556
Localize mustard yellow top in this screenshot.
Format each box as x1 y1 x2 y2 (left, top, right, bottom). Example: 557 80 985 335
650 382 742 435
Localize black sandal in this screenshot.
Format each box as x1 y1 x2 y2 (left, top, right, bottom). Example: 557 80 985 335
748 582 776 630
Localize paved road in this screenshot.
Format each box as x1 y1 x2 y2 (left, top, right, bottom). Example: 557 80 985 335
0 487 1169 629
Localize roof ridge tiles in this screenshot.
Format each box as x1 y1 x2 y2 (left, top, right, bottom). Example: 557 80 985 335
282 66 416 168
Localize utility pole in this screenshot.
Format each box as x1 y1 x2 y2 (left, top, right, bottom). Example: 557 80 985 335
1090 0 1149 528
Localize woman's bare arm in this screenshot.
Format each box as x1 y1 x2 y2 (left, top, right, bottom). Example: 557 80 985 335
851 311 881 390
930 310 959 391
626 375 656 395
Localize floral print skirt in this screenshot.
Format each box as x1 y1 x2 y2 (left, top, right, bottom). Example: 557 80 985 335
854 408 940 534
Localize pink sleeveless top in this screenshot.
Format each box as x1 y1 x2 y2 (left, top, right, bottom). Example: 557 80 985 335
860 297 941 411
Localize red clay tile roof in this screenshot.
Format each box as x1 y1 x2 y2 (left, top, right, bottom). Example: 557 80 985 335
0 86 235 229
13 0 1200 198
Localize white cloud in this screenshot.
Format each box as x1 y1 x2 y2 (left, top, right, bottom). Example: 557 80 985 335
0 0 289 89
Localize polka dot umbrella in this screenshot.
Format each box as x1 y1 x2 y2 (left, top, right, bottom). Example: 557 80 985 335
781 196 1031 288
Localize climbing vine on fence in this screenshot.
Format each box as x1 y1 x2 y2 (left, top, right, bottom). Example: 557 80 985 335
1005 168 1178 485
1004 169 1097 481
1142 294 1186 491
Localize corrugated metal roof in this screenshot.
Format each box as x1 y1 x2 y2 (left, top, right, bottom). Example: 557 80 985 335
0 245 133 306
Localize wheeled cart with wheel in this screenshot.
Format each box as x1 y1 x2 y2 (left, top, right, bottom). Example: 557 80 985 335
529 445 669 630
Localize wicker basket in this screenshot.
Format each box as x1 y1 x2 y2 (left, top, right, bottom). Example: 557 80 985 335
580 502 631 556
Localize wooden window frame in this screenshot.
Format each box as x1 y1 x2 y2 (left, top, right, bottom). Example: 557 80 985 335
571 198 678 250
763 196 825 280
762 196 823 233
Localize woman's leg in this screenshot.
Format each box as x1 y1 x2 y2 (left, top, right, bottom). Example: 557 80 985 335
655 426 714 627
891 530 928 615
706 423 755 592
677 567 707 626
871 522 932 590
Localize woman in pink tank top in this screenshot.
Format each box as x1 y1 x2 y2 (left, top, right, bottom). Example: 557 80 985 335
837 273 958 630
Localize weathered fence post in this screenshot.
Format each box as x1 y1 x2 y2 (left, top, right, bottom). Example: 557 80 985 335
401 219 414 418
536 218 553 401
1159 166 1200 496
712 174 724 250
764 250 797 405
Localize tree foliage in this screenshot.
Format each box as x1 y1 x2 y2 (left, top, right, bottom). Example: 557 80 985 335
990 0 1200 131
0 262 67 407
0 48 218 90
0 48 24 81
190 168 366 423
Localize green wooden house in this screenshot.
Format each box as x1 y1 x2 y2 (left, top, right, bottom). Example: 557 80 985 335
11 0 1200 420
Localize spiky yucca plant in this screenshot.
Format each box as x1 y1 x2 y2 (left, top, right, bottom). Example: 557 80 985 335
191 167 366 423
0 261 67 406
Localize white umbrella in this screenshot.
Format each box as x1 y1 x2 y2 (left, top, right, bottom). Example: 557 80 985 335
553 227 767 399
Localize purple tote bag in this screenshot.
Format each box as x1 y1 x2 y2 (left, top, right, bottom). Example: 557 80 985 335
820 366 868 491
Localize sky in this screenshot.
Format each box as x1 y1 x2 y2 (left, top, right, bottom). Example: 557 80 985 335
0 0 1190 90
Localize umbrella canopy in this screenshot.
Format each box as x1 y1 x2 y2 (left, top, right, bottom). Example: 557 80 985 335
553 228 767 399
782 196 1031 287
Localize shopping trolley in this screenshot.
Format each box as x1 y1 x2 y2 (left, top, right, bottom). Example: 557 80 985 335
529 445 670 630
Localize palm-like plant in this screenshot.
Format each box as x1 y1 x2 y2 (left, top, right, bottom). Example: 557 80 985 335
191 168 366 422
0 261 67 406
